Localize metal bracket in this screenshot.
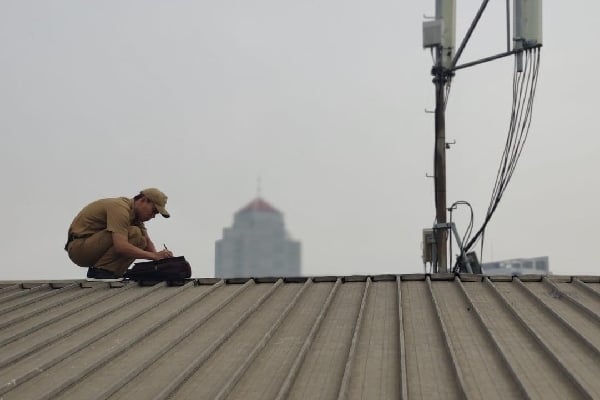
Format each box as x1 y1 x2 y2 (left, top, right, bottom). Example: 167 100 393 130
432 222 473 273
445 139 456 149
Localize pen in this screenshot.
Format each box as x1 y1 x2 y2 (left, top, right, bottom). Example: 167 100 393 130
163 244 169 252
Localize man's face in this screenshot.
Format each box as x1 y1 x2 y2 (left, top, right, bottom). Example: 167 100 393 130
136 198 159 222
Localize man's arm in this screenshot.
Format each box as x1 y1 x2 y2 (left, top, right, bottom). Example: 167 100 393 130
145 234 157 252
112 232 171 261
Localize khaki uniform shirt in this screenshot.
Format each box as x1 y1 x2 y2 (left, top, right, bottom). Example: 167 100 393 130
68 197 146 238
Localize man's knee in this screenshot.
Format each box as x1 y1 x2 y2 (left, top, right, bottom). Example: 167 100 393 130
128 226 147 249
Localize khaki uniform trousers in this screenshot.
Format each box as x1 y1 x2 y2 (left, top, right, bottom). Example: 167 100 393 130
68 227 147 276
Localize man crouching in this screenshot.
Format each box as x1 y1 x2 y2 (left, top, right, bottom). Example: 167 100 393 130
65 188 174 281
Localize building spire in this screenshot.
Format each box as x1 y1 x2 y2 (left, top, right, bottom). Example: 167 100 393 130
257 175 262 198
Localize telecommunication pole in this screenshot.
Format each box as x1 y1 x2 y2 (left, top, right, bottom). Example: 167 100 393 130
422 0 542 274
428 0 456 273
433 49 449 273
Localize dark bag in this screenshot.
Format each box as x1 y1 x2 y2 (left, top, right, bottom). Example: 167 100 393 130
125 256 192 282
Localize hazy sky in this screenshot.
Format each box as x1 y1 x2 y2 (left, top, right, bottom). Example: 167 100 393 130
1 1 597 280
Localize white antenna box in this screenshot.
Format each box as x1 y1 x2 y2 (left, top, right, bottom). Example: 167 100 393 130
423 20 443 48
514 0 543 49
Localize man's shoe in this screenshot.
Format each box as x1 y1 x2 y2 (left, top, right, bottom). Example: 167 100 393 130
86 267 123 282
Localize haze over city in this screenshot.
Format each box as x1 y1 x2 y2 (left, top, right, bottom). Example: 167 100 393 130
1 1 597 280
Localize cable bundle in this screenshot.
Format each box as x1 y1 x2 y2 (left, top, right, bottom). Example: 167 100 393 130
462 47 541 260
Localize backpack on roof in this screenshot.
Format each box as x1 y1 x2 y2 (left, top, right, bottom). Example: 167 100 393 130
124 256 192 283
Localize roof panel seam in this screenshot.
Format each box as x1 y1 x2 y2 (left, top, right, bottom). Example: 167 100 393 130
0 284 59 314
0 284 103 333
152 279 282 400
0 281 182 398
397 276 408 400
514 278 600 360
337 278 371 400
274 278 342 400
456 278 532 399
541 277 600 326
0 282 138 369
426 276 469 399
484 278 594 400
213 279 313 400
85 280 228 400
572 278 600 300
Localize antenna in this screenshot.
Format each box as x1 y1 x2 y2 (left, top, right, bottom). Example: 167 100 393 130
514 0 542 71
436 0 456 69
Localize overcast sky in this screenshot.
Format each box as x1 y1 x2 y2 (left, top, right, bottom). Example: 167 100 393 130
1 1 597 280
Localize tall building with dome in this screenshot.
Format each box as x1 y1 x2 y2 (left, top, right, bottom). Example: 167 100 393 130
215 197 301 278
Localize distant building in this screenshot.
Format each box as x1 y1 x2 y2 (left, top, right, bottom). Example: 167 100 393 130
215 197 301 278
482 256 550 276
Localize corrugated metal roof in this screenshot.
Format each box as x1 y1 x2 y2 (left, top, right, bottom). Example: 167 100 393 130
1 274 599 400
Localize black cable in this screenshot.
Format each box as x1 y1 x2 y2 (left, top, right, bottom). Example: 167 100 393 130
452 200 474 245
464 47 541 254
448 200 474 272
471 48 539 251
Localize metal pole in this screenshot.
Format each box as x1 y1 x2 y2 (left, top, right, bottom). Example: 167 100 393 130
452 48 522 72
506 0 511 52
450 0 492 71
433 48 448 273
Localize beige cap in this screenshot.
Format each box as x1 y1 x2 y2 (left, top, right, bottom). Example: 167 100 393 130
141 188 170 218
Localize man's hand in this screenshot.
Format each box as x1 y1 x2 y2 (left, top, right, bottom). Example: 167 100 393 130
152 249 173 260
